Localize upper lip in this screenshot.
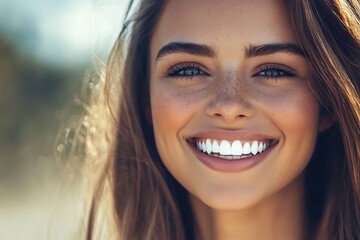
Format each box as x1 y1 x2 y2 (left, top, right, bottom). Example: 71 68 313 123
186 129 276 142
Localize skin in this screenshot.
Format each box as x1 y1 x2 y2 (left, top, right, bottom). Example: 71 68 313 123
149 0 331 239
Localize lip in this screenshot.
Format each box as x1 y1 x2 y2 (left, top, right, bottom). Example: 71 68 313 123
186 130 278 172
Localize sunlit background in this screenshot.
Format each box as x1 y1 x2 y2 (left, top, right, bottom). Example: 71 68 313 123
0 1 128 239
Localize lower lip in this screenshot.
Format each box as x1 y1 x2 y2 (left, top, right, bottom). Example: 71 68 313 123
188 141 275 173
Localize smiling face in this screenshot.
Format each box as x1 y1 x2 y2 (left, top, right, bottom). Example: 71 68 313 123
149 0 327 210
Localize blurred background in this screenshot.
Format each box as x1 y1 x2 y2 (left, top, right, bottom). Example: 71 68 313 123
0 0 128 239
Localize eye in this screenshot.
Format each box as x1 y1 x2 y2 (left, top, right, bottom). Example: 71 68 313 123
254 64 296 80
165 62 209 79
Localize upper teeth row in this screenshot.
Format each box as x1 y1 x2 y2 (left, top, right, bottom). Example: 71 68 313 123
196 139 270 156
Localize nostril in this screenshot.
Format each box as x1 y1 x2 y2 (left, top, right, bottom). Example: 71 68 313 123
213 113 246 118
205 98 255 122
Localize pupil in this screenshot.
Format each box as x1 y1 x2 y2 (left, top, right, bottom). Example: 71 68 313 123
268 70 277 76
265 70 283 76
185 68 198 75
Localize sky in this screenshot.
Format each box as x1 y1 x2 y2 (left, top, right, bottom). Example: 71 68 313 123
0 0 128 66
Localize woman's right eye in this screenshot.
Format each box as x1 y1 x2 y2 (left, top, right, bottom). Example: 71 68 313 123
166 63 209 79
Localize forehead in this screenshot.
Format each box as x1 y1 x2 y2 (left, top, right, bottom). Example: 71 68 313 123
151 0 297 55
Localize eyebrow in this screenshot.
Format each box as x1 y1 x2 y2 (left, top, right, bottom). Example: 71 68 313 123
245 43 304 58
156 42 304 61
156 42 216 60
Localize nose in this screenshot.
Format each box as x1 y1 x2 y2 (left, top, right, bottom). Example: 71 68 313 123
205 77 254 122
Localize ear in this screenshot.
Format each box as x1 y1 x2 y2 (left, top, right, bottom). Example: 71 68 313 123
318 112 334 132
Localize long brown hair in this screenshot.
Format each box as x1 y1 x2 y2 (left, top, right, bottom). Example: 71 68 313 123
286 0 360 239
81 0 360 239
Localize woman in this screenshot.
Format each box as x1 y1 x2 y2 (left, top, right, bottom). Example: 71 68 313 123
81 0 360 239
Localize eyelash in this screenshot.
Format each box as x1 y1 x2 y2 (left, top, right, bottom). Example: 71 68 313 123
164 63 296 80
165 62 209 79
254 64 297 80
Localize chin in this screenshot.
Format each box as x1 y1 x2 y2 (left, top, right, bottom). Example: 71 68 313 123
191 188 268 212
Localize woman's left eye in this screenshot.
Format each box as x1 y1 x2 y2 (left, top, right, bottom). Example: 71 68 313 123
165 63 209 79
254 65 296 80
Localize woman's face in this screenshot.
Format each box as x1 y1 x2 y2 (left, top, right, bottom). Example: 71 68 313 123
149 0 328 210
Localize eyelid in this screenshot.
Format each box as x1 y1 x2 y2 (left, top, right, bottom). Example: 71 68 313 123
254 63 298 77
164 62 209 77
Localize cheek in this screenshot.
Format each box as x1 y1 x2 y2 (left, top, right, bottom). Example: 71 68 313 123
280 92 319 135
151 81 207 125
150 83 208 181
257 86 320 134
151 88 183 137
262 87 321 172
250 88 321 197
150 82 207 151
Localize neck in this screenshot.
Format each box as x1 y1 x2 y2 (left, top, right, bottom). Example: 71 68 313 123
190 176 306 240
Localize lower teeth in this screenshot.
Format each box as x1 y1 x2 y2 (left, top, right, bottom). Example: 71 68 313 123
204 151 253 160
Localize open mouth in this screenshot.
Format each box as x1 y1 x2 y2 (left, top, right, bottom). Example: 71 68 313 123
188 138 277 160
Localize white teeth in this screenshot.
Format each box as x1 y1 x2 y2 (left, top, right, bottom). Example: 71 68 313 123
219 140 231 155
194 138 272 159
231 140 242 155
201 141 206 152
212 140 220 153
259 142 263 153
205 139 212 154
251 141 258 155
242 142 251 154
